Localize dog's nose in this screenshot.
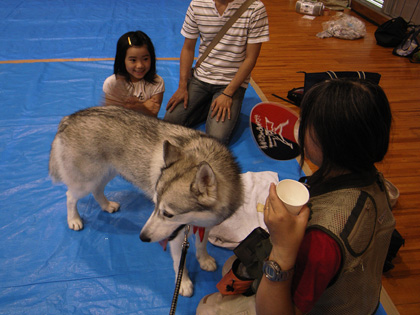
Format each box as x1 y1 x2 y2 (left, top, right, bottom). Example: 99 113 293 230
139 234 150 242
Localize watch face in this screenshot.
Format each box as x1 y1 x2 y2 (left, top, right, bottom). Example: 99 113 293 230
265 262 278 280
263 260 294 282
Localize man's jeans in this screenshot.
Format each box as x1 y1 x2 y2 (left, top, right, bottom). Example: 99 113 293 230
163 76 246 144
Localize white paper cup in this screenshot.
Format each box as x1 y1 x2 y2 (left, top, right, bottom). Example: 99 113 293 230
276 179 310 215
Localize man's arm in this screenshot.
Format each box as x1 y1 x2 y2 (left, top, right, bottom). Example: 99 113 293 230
166 37 197 112
224 42 262 97
211 42 262 122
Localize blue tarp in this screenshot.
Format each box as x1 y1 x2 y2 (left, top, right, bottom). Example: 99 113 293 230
0 1 388 314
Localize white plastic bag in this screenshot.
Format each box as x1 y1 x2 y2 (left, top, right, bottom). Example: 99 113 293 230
317 13 366 40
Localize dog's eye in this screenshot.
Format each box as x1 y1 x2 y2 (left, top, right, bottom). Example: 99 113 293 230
163 211 174 218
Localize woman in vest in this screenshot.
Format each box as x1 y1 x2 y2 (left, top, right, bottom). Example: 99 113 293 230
257 78 395 314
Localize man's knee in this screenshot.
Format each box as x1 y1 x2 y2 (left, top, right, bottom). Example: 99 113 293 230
163 105 185 124
206 121 235 145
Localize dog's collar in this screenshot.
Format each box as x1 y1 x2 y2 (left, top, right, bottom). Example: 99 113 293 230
193 226 205 242
159 225 205 251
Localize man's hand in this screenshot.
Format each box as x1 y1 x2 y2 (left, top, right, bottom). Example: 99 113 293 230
166 38 197 113
210 93 233 122
166 86 189 112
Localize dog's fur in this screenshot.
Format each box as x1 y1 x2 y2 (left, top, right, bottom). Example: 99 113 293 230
49 106 243 296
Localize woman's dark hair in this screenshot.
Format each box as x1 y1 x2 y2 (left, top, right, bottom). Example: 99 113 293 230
113 30 157 84
298 78 392 184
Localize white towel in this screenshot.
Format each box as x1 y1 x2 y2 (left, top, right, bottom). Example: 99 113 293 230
208 171 279 249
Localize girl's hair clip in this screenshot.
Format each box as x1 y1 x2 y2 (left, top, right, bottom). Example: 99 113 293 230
128 37 132 46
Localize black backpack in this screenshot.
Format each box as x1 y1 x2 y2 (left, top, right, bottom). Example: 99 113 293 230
375 17 409 47
276 71 381 107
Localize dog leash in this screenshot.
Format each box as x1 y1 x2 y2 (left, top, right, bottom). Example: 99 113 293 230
169 225 190 315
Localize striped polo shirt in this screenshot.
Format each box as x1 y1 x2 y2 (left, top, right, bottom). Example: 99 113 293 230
181 0 269 87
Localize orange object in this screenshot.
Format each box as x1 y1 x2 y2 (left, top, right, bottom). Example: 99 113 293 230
216 260 254 295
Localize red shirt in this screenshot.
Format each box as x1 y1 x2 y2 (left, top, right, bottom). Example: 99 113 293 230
292 229 342 313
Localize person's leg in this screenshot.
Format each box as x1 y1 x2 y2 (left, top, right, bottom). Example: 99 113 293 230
163 77 212 127
205 86 246 144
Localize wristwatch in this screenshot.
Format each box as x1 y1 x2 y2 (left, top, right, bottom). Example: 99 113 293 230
263 260 295 282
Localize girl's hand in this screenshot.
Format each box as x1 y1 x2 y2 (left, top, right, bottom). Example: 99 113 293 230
122 97 160 117
142 99 161 117
125 96 139 107
210 93 232 122
264 183 310 270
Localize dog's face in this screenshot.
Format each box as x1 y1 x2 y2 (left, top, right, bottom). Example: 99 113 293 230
139 202 222 243
140 141 225 243
139 161 223 242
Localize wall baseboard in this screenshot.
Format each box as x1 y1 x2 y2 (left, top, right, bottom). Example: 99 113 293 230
351 1 390 25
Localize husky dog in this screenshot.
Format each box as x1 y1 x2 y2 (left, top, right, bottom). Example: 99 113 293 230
49 106 243 296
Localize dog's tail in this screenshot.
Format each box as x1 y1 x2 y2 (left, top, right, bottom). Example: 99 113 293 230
56 115 71 134
48 135 63 183
48 116 70 183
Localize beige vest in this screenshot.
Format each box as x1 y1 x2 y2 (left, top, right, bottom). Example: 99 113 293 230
307 173 395 315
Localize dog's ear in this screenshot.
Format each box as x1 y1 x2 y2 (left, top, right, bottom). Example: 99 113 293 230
163 141 182 168
193 161 217 206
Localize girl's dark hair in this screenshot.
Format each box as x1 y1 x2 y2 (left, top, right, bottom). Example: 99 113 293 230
113 30 157 84
298 78 392 184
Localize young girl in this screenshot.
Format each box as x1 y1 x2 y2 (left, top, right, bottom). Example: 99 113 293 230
197 79 395 314
103 30 164 117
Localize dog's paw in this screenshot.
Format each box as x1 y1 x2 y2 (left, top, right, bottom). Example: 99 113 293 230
68 218 83 231
198 254 217 272
179 278 194 297
102 201 120 213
